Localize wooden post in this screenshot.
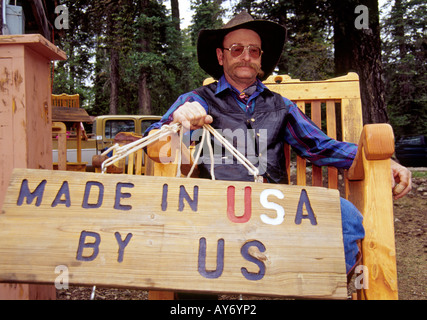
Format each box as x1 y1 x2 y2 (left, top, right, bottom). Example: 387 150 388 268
0 34 66 299
52 122 67 171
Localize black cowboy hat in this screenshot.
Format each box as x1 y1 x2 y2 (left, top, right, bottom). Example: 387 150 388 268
197 11 286 80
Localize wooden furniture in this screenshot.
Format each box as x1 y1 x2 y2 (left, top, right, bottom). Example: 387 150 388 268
145 73 398 300
0 34 66 299
51 93 92 171
52 122 67 171
93 132 147 175
52 93 80 108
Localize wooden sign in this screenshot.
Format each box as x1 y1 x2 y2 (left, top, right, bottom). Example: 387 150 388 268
0 168 347 299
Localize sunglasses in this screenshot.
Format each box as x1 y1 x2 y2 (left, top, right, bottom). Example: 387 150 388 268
223 44 263 59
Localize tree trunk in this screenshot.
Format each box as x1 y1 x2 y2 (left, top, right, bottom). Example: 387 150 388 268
138 0 152 115
333 0 388 124
110 48 119 115
171 0 180 31
138 71 151 114
0 1 3 35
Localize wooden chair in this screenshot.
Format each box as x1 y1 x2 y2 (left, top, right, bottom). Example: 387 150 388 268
144 73 398 300
51 94 92 171
93 132 147 175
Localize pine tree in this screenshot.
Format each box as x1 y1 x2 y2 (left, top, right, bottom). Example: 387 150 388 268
382 0 427 137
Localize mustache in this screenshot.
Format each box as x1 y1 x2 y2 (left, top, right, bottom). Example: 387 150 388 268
230 62 264 78
230 62 261 71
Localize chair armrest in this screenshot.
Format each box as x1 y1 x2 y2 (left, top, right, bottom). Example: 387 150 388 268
348 124 395 181
346 123 398 300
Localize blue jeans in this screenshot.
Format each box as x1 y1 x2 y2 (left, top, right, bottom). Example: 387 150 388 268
340 198 365 274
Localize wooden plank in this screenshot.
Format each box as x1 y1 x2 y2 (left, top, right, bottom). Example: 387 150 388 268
311 101 322 187
0 34 67 61
341 99 363 144
264 72 361 101
295 102 306 186
326 101 338 189
0 168 347 299
52 106 92 123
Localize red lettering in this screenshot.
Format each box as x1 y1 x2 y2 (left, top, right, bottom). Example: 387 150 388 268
227 186 252 223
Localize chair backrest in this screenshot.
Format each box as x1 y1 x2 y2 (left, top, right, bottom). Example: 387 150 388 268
52 93 80 108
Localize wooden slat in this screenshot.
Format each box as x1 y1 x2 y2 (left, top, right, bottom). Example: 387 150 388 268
326 101 338 189
127 152 135 175
296 101 307 186
341 99 363 144
311 101 322 187
136 150 144 175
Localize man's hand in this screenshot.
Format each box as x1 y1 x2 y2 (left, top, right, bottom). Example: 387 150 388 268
391 159 412 200
172 101 213 130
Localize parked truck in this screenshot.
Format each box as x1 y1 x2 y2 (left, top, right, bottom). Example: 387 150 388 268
52 115 161 170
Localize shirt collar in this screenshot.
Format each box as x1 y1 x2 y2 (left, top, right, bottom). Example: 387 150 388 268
215 75 270 96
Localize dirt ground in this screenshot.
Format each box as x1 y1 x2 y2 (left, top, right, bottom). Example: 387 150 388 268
57 170 426 300
392 172 426 300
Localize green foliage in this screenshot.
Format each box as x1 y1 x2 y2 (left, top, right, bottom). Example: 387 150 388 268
52 0 425 135
232 0 335 81
381 0 427 137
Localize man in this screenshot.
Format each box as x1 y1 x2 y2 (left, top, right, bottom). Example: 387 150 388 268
146 12 412 274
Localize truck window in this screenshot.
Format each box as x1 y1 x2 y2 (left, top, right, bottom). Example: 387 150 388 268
141 120 160 134
105 120 135 139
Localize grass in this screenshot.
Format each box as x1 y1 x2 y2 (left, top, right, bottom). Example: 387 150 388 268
411 171 427 178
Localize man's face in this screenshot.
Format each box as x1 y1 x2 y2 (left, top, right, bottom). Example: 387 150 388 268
216 29 262 87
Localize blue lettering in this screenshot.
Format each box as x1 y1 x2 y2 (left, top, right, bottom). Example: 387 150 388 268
179 185 198 212
76 231 101 261
114 232 133 263
198 237 224 279
114 182 134 211
295 189 317 225
51 181 71 207
241 240 266 281
17 179 46 207
82 181 104 209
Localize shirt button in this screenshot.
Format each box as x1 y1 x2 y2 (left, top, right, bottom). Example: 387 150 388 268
251 118 255 122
